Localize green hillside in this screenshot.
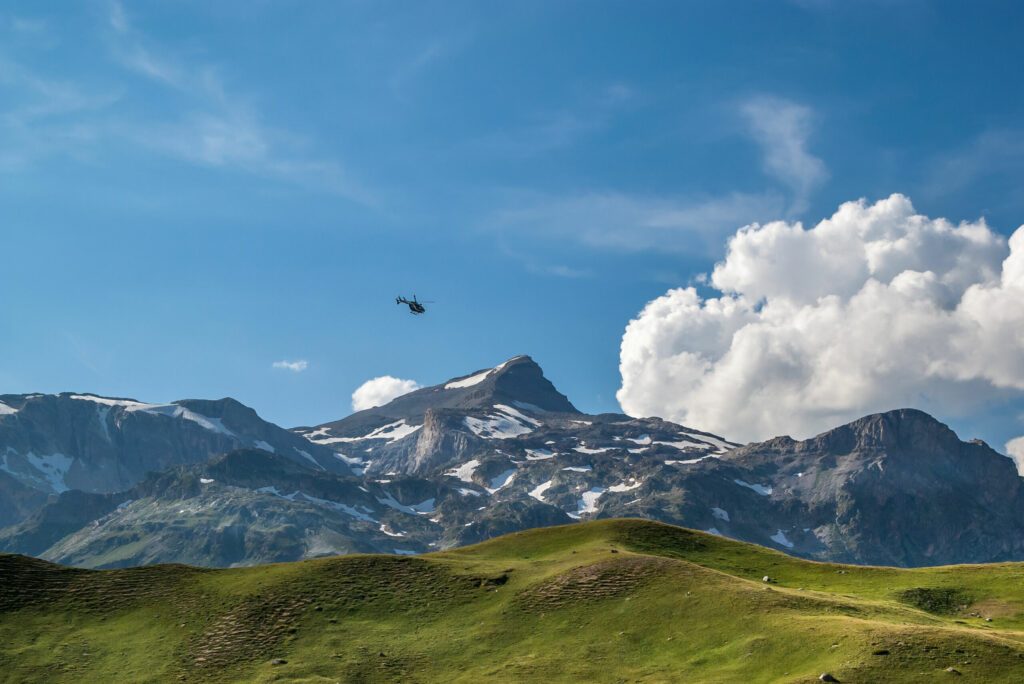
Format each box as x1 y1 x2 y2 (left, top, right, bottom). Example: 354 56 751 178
2 519 1024 683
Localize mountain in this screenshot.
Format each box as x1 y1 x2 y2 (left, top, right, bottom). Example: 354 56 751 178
24 449 438 568
300 355 578 438
4 519 1024 683
714 409 1024 565
2 357 1023 569
0 392 350 509
0 358 738 567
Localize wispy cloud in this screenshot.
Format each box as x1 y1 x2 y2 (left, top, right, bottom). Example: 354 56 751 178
108 1 129 33
0 57 117 169
740 96 828 214
541 264 591 279
272 359 309 373
484 93 822 257
473 83 637 158
0 3 369 201
101 2 372 202
924 128 1024 199
489 190 785 256
389 40 448 97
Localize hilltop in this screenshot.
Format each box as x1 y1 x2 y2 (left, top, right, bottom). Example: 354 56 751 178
2 519 1024 682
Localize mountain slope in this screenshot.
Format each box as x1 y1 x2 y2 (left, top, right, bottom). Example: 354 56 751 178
10 449 444 568
2 519 1024 683
714 409 1024 565
4 357 1023 569
0 392 350 504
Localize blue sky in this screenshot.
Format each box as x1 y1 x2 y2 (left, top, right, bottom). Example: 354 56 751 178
2 1 1023 446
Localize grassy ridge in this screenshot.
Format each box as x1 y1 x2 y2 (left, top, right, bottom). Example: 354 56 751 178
2 519 1024 682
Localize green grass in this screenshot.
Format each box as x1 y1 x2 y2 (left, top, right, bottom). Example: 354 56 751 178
2 519 1024 682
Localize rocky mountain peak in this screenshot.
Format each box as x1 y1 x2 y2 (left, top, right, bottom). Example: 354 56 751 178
313 355 579 439
811 408 963 455
466 355 578 414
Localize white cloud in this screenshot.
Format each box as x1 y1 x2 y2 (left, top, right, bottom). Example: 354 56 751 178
1007 437 1024 477
741 96 828 213
272 359 308 373
618 194 1024 446
352 376 421 412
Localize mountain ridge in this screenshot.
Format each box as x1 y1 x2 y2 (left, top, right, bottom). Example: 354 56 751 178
1 356 1022 569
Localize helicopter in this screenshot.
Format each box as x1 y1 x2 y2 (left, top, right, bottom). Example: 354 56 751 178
396 295 430 314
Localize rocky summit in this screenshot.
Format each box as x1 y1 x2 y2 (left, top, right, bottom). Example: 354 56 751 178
1 357 1022 568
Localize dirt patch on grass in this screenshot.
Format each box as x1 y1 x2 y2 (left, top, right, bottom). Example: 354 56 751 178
515 556 674 613
849 628 1024 681
610 521 711 559
897 587 972 615
966 598 1019 619
0 554 206 613
182 555 494 676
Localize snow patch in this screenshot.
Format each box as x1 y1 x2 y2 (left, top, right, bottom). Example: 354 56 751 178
653 439 706 450
528 480 553 502
608 479 642 493
770 529 794 548
463 406 536 439
573 445 614 454
364 420 421 442
253 440 275 453
0 401 17 416
293 448 325 470
687 432 737 453
127 403 236 437
89 405 112 442
525 448 555 461
200 478 215 484
445 369 491 389
410 498 436 514
734 479 773 496
25 452 74 493
665 456 712 465
493 404 541 427
711 507 730 522
561 466 592 473
260 488 381 523
446 459 480 483
70 394 152 409
376 492 417 515
566 487 606 518
486 468 516 493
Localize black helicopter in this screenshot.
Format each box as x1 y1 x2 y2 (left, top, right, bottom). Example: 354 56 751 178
396 295 430 314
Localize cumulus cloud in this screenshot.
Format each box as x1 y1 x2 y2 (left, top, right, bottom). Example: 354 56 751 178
618 194 1024 447
272 359 308 372
352 376 421 412
741 96 828 213
1007 437 1024 477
